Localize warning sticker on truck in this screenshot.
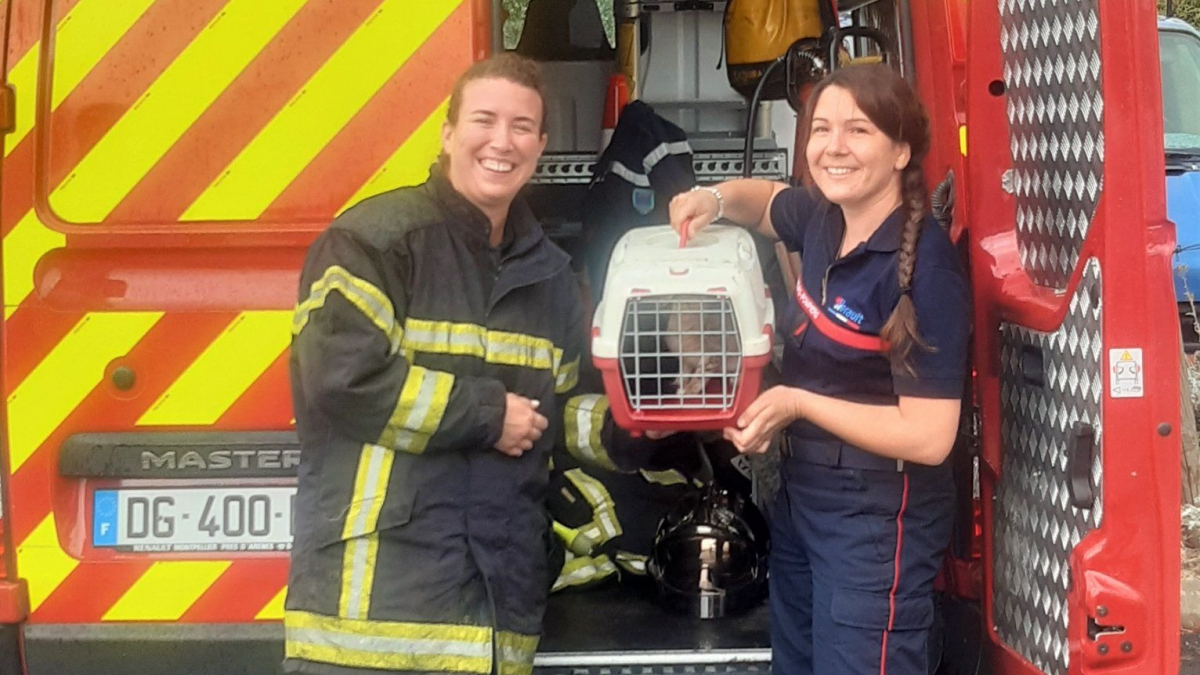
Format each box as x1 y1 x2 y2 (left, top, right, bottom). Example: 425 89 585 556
1109 348 1144 398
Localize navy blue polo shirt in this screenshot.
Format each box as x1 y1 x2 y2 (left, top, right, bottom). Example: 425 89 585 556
769 186 970 444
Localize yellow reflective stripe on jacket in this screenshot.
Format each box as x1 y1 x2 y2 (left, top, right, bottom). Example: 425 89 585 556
338 533 381 621
402 318 566 373
615 551 648 576
563 469 622 545
487 329 560 370
284 610 492 674
496 630 540 675
401 318 487 360
552 552 617 592
555 355 580 394
639 469 690 487
564 395 618 472
378 366 454 454
294 265 402 354
338 444 394 619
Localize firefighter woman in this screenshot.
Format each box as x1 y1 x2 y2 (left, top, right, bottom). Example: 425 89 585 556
286 54 584 675
668 64 970 675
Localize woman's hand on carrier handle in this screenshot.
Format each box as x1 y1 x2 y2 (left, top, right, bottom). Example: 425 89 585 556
670 180 787 242
724 385 803 454
669 188 719 244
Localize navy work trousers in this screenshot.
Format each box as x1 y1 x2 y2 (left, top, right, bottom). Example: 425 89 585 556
769 456 955 675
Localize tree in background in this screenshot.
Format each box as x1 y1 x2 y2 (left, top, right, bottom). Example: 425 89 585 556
1162 0 1200 27
502 0 614 50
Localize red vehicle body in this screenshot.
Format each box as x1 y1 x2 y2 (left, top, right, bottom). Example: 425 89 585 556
0 1 1181 674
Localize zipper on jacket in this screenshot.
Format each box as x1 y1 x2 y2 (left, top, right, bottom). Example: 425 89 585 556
487 579 500 675
823 226 850 304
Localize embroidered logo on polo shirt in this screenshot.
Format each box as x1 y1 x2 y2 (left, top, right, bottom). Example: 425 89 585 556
829 296 865 330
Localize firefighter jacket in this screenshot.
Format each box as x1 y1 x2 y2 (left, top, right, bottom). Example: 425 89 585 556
551 395 757 592
284 167 584 675
550 399 697 591
580 100 695 297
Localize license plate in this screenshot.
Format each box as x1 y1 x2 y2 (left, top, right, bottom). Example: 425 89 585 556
93 487 296 553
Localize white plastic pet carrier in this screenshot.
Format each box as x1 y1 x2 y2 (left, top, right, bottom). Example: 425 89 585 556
592 225 774 432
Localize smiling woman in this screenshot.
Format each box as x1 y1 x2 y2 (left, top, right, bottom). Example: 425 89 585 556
285 52 592 675
667 64 970 675
440 56 549 239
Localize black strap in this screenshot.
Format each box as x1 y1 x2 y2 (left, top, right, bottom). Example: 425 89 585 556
818 0 838 31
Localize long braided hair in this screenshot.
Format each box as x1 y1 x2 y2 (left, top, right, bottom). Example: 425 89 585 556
799 64 933 373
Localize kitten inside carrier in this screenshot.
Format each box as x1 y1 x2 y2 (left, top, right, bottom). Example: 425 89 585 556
593 225 773 431
661 298 741 397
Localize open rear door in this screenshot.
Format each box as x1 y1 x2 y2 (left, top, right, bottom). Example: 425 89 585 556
966 1 1180 674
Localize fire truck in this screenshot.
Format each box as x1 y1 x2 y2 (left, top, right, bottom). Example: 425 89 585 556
0 0 1182 674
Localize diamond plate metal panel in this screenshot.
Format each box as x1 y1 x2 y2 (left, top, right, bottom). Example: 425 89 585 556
999 0 1104 289
994 258 1105 675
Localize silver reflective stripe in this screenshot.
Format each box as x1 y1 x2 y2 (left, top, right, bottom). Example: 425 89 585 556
349 445 388 537
565 395 616 471
576 395 600 460
555 355 580 394
497 631 539 675
552 553 617 592
402 319 560 371
642 140 693 174
395 369 441 446
381 367 454 454
564 469 622 544
403 323 486 357
639 469 689 486
288 627 492 660
609 161 651 187
341 444 391 619
615 551 647 575
286 611 494 673
294 265 401 355
344 538 371 619
487 338 555 368
499 646 537 666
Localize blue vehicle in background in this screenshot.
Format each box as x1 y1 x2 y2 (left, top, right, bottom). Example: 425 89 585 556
1161 16 1200 349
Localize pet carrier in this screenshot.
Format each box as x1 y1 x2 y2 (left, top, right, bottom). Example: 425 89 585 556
592 225 774 433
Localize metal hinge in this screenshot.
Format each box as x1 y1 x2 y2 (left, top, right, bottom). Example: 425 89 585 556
1001 169 1015 195
0 83 14 135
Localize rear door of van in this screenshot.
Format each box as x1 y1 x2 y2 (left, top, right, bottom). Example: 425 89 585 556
966 1 1181 673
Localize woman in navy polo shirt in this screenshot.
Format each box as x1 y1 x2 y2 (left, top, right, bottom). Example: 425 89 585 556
669 64 969 674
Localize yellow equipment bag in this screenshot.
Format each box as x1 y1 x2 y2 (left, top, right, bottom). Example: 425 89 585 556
724 0 826 100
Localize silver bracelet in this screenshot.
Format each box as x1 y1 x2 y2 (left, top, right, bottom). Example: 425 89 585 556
690 185 724 221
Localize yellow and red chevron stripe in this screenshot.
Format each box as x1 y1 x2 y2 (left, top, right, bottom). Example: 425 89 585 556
4 0 487 623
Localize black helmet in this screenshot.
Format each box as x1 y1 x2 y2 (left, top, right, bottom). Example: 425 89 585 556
647 486 769 619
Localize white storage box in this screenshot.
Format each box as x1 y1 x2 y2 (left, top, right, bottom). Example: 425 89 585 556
592 224 774 432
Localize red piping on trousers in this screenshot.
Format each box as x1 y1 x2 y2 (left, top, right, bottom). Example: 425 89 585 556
880 473 910 675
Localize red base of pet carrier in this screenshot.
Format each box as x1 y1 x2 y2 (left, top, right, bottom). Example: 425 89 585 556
593 352 773 433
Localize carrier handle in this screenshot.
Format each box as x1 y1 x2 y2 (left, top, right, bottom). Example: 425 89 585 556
679 217 692 248
1067 422 1097 509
